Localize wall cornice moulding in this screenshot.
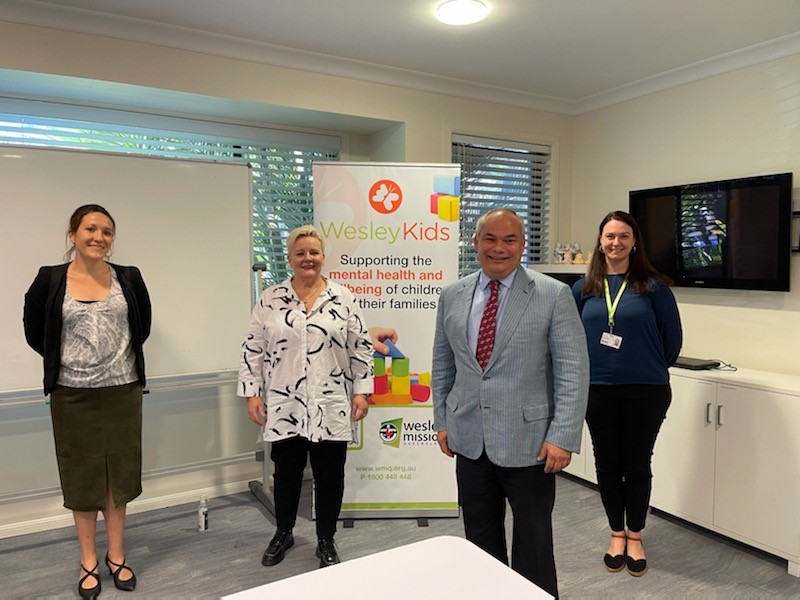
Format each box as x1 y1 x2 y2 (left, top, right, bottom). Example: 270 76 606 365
2 1 800 116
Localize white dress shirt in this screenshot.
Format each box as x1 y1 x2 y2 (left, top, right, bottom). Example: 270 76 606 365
238 278 374 443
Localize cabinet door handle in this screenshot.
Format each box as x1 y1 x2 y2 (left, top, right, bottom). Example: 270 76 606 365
716 404 724 427
705 403 712 425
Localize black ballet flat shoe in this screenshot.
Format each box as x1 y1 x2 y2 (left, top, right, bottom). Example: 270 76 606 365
316 538 341 568
626 555 648 576
78 562 101 599
604 551 626 573
603 532 626 573
105 553 137 591
625 535 648 576
262 530 294 566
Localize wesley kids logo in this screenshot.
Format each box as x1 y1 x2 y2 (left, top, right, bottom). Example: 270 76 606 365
379 419 402 447
318 170 459 244
369 179 403 214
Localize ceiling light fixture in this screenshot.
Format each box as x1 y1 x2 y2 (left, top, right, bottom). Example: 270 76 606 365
435 0 490 26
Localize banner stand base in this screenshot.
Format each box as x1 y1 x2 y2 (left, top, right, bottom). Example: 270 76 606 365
342 516 434 529
248 480 275 517
249 442 276 518
339 508 459 520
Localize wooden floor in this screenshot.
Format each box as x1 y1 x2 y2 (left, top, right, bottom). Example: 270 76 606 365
2 474 799 598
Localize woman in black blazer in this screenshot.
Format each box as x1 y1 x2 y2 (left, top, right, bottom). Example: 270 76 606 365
24 204 151 599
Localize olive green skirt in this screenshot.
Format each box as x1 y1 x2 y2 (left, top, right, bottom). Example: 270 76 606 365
50 382 143 511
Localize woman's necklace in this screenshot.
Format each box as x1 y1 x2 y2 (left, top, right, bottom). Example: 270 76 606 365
296 279 325 304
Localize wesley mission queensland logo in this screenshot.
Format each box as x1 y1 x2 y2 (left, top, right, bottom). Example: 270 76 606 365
378 418 437 448
378 419 401 447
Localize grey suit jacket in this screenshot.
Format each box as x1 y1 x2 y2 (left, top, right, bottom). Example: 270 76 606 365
432 266 589 468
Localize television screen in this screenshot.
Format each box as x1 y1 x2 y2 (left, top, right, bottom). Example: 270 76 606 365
630 173 792 291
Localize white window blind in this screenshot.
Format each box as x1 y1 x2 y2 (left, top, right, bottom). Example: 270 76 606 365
452 134 551 277
0 106 339 286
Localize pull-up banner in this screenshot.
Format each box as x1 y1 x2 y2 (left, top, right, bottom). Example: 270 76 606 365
313 162 460 518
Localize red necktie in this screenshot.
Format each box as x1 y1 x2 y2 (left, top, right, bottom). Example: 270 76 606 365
476 279 500 369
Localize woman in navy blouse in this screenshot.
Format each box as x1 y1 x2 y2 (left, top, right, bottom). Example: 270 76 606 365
573 211 682 577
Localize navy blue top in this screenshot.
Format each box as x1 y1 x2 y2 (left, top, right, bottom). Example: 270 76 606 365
572 275 682 385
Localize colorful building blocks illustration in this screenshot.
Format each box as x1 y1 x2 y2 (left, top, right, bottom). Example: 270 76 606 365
436 195 460 221
434 175 461 196
410 384 431 402
371 340 431 406
430 192 445 215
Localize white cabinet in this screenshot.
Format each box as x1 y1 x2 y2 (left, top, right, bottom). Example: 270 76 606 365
651 376 716 526
713 384 800 566
651 370 800 577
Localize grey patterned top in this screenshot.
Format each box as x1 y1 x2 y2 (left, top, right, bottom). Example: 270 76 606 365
58 269 137 388
238 278 374 443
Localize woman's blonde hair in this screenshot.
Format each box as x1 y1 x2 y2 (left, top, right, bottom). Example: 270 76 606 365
286 224 325 254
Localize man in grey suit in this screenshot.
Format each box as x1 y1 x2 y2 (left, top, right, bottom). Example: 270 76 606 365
432 208 589 597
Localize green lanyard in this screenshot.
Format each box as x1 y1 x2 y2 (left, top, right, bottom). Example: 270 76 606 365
603 277 628 334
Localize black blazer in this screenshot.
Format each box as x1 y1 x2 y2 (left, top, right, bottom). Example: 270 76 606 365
23 263 152 395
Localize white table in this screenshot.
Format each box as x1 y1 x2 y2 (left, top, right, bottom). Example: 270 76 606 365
223 535 552 599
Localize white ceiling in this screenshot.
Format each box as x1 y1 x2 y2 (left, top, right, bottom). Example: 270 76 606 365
2 0 800 114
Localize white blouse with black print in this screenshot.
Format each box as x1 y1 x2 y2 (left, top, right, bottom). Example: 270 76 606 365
237 278 374 443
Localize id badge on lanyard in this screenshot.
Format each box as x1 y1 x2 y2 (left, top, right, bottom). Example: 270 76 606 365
600 278 627 350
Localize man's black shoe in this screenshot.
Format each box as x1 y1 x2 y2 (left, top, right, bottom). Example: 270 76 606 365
315 538 341 568
261 530 294 566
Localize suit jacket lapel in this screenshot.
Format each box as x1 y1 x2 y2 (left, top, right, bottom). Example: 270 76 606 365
485 266 534 370
451 273 480 366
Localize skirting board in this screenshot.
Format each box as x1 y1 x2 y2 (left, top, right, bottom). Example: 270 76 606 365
0 479 253 539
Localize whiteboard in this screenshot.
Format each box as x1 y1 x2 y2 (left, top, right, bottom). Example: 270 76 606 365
0 146 253 394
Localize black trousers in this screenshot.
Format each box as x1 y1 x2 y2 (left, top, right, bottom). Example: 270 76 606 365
456 452 558 598
270 436 347 540
586 383 671 532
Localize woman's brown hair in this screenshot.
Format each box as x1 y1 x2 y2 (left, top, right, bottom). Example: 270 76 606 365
583 210 672 296
64 204 116 261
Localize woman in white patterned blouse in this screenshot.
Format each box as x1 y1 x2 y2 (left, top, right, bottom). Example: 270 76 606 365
238 225 373 569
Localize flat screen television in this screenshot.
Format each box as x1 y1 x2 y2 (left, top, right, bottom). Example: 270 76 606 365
629 172 793 292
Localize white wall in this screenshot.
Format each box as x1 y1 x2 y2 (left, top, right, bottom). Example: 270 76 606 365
0 19 576 535
1 383 259 538
572 54 800 375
